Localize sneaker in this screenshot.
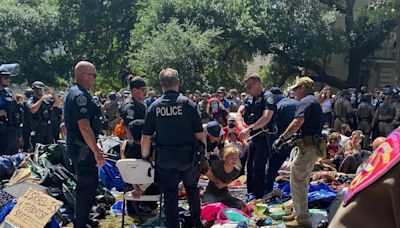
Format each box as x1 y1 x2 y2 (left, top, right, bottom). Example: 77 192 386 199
282 214 296 222
285 219 312 228
246 193 255 202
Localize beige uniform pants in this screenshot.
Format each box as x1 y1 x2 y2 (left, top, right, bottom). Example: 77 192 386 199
378 121 394 137
290 145 319 223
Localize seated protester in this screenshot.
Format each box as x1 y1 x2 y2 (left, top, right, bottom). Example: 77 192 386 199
222 114 241 141
206 121 225 160
207 98 230 127
337 130 364 174
120 119 144 159
225 131 246 175
319 132 343 167
339 123 351 149
204 145 245 209
119 119 159 215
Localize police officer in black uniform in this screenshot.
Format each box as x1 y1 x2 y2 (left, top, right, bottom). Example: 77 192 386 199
142 68 206 228
64 61 105 228
236 73 277 200
27 81 57 147
0 65 21 155
119 76 147 140
265 87 298 195
22 88 34 151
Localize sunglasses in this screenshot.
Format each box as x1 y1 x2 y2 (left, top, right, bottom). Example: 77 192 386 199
85 72 97 78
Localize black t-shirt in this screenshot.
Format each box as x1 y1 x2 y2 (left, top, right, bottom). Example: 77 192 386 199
119 97 146 127
206 159 241 196
294 93 323 136
124 140 142 159
27 96 54 123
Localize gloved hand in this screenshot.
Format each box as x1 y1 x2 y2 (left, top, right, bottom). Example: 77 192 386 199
272 135 285 153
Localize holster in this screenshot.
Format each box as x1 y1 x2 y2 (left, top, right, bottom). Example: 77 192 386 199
296 135 326 158
192 141 208 174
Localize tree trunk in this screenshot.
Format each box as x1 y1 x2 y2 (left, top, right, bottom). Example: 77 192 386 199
346 50 362 88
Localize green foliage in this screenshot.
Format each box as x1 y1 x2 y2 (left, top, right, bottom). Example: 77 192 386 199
130 19 222 92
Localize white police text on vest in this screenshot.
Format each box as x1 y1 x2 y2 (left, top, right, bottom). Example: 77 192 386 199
156 106 183 117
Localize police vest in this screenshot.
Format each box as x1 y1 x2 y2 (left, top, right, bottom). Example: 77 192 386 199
153 95 196 146
334 98 345 117
357 102 372 120
105 100 119 118
0 88 21 128
379 102 396 117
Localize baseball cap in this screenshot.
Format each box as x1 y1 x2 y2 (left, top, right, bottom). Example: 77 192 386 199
129 77 146 89
270 87 283 95
207 121 224 138
0 65 11 76
289 76 314 90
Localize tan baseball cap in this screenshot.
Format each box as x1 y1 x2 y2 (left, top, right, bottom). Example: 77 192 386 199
289 76 314 90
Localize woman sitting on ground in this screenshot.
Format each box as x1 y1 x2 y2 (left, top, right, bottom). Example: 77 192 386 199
204 145 244 209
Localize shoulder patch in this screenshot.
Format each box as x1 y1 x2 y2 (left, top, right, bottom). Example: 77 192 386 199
126 109 135 119
76 94 87 107
267 96 275 105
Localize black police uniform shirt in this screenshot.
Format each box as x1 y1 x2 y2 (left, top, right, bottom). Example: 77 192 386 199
276 97 299 135
294 93 323 136
26 96 54 124
0 88 21 128
243 90 277 135
143 90 203 167
64 83 101 146
119 97 146 127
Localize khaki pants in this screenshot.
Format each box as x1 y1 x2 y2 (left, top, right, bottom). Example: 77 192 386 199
358 120 371 149
378 121 394 137
106 118 118 136
290 145 319 223
333 118 345 132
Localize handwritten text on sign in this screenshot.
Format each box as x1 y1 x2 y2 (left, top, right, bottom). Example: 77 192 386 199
5 187 63 228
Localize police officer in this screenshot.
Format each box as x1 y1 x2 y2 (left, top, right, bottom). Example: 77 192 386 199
103 92 119 136
372 87 398 137
0 65 21 155
333 90 353 131
356 94 374 149
236 73 277 200
119 76 147 140
27 81 57 147
64 61 105 227
265 87 298 195
274 77 324 227
141 68 206 228
21 88 34 151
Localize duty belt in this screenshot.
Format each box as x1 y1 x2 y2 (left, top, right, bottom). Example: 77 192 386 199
378 119 393 123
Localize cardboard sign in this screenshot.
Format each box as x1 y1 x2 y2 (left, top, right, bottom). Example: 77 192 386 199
5 187 63 228
0 189 14 210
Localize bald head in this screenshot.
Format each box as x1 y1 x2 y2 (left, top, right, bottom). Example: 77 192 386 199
74 61 97 90
75 61 95 79
372 137 386 150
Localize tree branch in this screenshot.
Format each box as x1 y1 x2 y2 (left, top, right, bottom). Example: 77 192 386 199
272 48 347 88
319 0 347 14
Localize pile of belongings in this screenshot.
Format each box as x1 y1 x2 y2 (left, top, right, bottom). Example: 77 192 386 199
0 136 124 228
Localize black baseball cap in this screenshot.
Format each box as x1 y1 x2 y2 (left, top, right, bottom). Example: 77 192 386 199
207 121 224 138
129 77 146 89
270 87 283 95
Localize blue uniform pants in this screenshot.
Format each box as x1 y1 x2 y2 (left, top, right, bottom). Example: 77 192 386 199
157 165 200 228
247 134 272 199
68 144 98 228
265 145 292 194
0 128 19 155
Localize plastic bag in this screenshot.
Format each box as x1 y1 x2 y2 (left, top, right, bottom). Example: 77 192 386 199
217 208 250 224
99 161 124 191
200 202 227 221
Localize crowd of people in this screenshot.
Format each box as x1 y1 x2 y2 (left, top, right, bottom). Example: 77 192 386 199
1 61 399 228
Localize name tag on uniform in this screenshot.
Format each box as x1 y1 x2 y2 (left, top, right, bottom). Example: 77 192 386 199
156 106 183 117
